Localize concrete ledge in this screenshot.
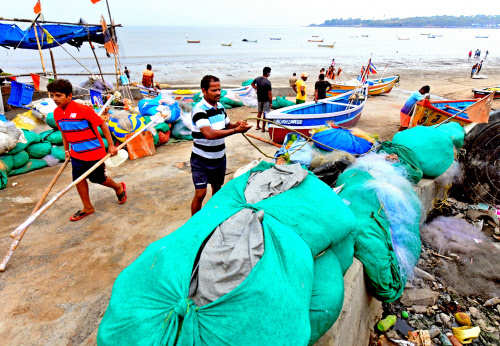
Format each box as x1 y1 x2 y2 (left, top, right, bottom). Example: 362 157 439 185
415 178 449 224
315 258 382 346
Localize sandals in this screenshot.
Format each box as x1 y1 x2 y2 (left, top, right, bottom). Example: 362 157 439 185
117 182 127 204
70 209 95 222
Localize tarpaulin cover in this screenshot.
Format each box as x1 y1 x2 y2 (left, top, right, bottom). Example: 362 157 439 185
98 162 356 346
0 23 103 50
312 127 373 155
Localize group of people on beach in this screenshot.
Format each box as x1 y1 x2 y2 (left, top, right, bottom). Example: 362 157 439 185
468 49 488 60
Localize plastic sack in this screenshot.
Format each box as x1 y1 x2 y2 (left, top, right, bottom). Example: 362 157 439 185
393 126 454 178
242 78 254 86
22 130 41 146
26 141 52 159
237 86 258 107
272 96 295 109
12 150 29 169
32 98 57 116
274 133 313 167
126 131 156 160
312 127 373 154
0 121 21 154
46 112 58 129
138 95 161 116
157 130 171 145
9 159 48 176
42 154 60 167
435 122 465 149
12 110 41 130
98 162 356 345
108 113 146 143
0 169 7 190
50 146 66 161
154 122 170 133
40 129 63 145
0 155 14 173
171 111 193 140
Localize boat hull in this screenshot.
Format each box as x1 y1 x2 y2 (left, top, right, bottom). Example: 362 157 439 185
327 76 399 96
410 93 493 127
266 90 367 144
473 88 500 99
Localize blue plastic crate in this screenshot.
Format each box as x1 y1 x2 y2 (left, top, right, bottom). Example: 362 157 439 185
8 81 34 108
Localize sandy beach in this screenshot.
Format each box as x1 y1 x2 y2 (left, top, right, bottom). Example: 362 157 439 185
0 70 499 344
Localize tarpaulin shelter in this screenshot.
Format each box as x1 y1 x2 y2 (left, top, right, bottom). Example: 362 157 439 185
0 22 104 50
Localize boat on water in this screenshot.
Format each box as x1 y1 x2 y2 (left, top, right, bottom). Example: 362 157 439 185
312 35 320 37
308 39 324 42
187 40 200 44
409 93 494 127
318 43 335 48
266 88 368 144
270 37 282 40
475 35 489 39
361 34 369 38
221 42 232 47
473 86 500 99
397 36 410 40
427 34 437 39
242 39 257 43
326 75 399 97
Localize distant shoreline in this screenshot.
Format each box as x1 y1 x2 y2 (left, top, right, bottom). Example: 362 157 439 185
309 25 500 29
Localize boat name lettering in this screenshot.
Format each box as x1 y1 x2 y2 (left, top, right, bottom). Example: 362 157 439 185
277 119 303 125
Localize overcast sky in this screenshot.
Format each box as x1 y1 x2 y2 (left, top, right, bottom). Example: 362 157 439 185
2 1 500 26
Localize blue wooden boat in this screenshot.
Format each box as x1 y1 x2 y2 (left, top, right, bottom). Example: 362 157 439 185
266 88 368 144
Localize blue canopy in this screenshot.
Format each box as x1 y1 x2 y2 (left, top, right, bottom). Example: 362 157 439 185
0 23 104 50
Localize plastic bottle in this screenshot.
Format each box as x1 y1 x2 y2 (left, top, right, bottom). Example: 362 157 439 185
377 315 397 332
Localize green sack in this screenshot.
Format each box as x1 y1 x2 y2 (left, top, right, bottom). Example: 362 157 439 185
98 162 356 345
142 115 151 124
436 122 465 149
0 169 7 190
272 96 295 109
154 122 170 133
26 141 52 159
7 142 28 155
13 151 29 169
193 92 202 103
46 112 58 129
220 96 243 108
377 141 423 184
242 78 254 86
22 129 41 146
0 155 14 173
98 126 104 136
337 168 421 302
40 130 63 145
102 138 109 151
221 102 232 109
153 132 159 146
392 126 454 178
9 159 48 176
51 146 66 161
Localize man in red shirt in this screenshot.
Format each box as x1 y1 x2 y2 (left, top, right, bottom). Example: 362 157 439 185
47 79 126 221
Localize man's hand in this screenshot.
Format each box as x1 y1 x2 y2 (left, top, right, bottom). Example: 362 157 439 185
235 121 252 133
108 144 118 156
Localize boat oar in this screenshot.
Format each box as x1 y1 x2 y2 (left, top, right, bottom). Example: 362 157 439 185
245 133 281 148
9 158 69 239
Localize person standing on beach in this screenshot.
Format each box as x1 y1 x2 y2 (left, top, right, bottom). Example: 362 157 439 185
142 64 155 89
471 62 479 78
399 85 430 131
293 73 308 104
190 75 251 215
477 60 484 74
47 79 127 222
468 50 472 60
485 50 489 60
251 67 272 132
289 72 297 92
124 66 130 81
315 73 332 102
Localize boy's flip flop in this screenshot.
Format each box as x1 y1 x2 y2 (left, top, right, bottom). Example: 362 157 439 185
117 182 127 204
70 210 94 222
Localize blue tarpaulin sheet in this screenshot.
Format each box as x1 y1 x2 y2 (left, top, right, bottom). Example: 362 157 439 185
0 23 104 50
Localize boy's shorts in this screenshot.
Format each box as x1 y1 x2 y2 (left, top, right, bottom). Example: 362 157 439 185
71 157 106 184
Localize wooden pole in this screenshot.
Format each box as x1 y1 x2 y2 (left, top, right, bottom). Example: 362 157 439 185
32 22 47 74
10 158 69 239
0 17 122 27
245 133 281 148
49 49 57 79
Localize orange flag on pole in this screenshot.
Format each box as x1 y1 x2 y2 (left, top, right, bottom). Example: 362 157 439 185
90 0 102 3
33 0 42 14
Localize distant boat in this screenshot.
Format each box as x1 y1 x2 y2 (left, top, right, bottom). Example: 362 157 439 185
475 35 489 38
270 37 282 40
187 40 200 44
410 93 494 127
221 42 232 47
242 39 257 43
318 43 335 48
397 36 410 40
420 33 430 35
308 39 324 42
361 34 369 38
327 76 400 97
427 34 437 39
312 35 320 38
473 87 500 99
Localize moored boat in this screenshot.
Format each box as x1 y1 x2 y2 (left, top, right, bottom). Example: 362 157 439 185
266 88 368 144
318 43 335 48
308 39 324 42
221 42 232 47
409 93 494 127
326 75 399 97
187 40 200 44
473 87 500 99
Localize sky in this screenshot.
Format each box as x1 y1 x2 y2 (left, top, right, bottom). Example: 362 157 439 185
2 1 500 27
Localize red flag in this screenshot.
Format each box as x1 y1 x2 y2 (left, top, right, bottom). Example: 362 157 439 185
100 16 118 55
90 0 102 3
33 0 42 14
31 74 40 90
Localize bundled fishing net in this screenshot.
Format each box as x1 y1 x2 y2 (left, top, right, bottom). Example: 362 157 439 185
337 153 421 302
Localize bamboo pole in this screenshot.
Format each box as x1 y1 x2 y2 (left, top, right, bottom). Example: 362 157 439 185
49 49 57 78
10 158 69 239
0 17 122 27
33 22 47 74
0 95 163 272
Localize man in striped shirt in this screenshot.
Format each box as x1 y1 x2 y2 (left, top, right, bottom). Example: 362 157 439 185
190 75 251 215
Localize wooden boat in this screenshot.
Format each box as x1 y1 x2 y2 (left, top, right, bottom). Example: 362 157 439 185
397 36 410 40
266 88 368 144
326 75 399 97
473 87 500 99
221 42 232 47
270 37 282 40
475 35 489 38
242 39 257 43
409 93 494 128
361 34 369 38
308 39 324 42
318 43 335 48
312 35 320 37
187 40 200 44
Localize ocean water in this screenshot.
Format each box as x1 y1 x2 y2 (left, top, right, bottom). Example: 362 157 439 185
2 25 498 85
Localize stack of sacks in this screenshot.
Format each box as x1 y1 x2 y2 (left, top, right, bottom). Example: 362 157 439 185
0 120 22 189
272 96 295 109
98 162 357 345
336 153 422 302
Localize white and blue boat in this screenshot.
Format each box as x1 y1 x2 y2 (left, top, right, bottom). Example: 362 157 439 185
266 88 368 144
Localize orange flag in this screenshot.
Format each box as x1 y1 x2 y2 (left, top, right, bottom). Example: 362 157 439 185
90 0 102 3
100 16 118 55
33 0 42 14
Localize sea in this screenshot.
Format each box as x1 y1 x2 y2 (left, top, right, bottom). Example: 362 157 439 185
2 26 498 86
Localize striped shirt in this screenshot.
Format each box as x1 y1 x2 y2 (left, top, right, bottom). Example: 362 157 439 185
191 98 230 160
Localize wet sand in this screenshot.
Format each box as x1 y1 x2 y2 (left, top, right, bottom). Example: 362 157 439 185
0 70 499 345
